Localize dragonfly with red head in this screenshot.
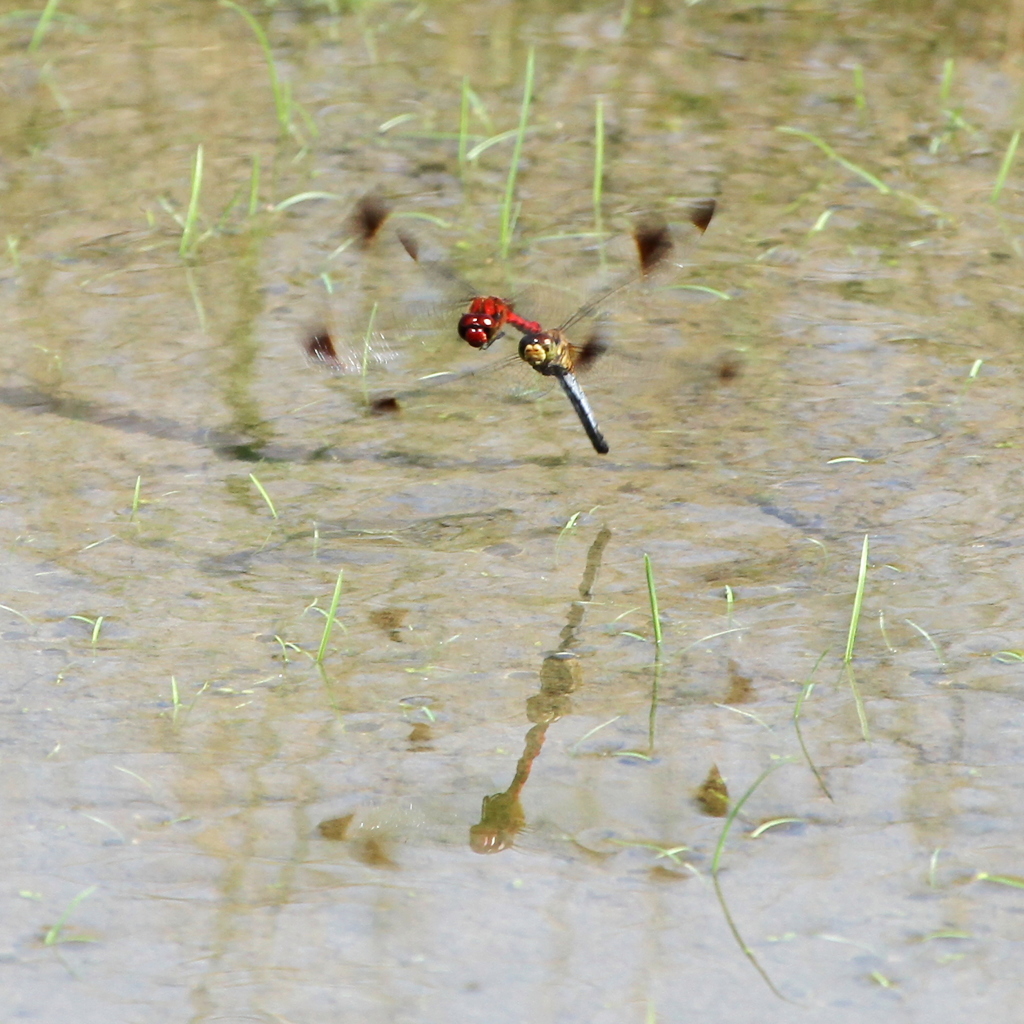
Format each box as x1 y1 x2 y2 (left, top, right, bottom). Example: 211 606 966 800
306 198 716 455
344 192 541 350
499 201 714 453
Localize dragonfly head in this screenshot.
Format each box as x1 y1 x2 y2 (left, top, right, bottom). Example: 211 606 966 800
459 296 512 348
519 330 584 376
518 331 561 374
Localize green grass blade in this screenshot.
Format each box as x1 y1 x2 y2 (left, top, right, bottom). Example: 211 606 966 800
976 871 1024 889
248 153 261 216
777 126 891 194
28 0 61 52
852 63 866 112
273 191 345 212
905 618 945 669
316 569 345 663
129 475 142 522
43 886 97 946
991 129 1020 203
843 533 870 740
845 662 869 740
646 656 662 752
249 473 278 519
710 761 790 999
0 603 32 625
939 57 954 107
179 144 204 259
643 553 662 647
221 0 291 136
465 129 520 163
499 47 535 259
360 301 378 404
458 76 471 170
844 533 869 663
592 96 605 234
793 649 833 800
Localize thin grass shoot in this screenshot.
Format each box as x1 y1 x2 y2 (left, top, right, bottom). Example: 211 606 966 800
316 569 345 663
43 886 97 946
178 144 204 259
458 76 471 170
360 301 379 403
249 474 278 519
28 0 61 52
991 130 1020 203
377 113 417 133
568 715 622 754
273 191 345 212
715 703 772 730
184 266 208 333
170 675 182 721
905 618 945 669
70 614 103 647
975 871 1024 889
606 837 690 864
248 154 261 216
749 818 804 838
644 553 663 648
499 47 535 258
710 760 790 999
939 57 955 107
778 126 891 194
592 96 605 234
842 534 870 739
129 475 142 522
844 534 869 663
852 63 866 112
465 129 520 163
274 635 302 662
878 609 896 652
221 0 302 139
793 649 833 800
0 603 32 625
809 208 834 233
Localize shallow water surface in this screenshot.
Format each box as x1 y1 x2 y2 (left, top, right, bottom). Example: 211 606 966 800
3 2 1024 1021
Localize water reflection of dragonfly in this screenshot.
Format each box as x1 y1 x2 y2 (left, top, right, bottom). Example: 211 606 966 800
306 196 716 454
470 524 613 854
314 524 611 863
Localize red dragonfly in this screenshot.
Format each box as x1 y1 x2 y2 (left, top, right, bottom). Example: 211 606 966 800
344 193 541 349
307 198 716 455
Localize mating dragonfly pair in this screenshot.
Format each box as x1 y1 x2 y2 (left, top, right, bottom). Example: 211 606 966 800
306 195 716 455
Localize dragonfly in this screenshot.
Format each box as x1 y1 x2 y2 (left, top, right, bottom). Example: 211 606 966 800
307 198 717 455
346 193 542 350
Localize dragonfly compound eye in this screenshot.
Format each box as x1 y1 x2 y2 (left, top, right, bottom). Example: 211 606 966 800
458 315 499 348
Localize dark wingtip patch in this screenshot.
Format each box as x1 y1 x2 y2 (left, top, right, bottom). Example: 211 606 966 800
715 352 743 381
688 198 716 234
305 328 341 367
576 333 609 372
351 193 391 244
634 215 673 274
370 396 401 415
